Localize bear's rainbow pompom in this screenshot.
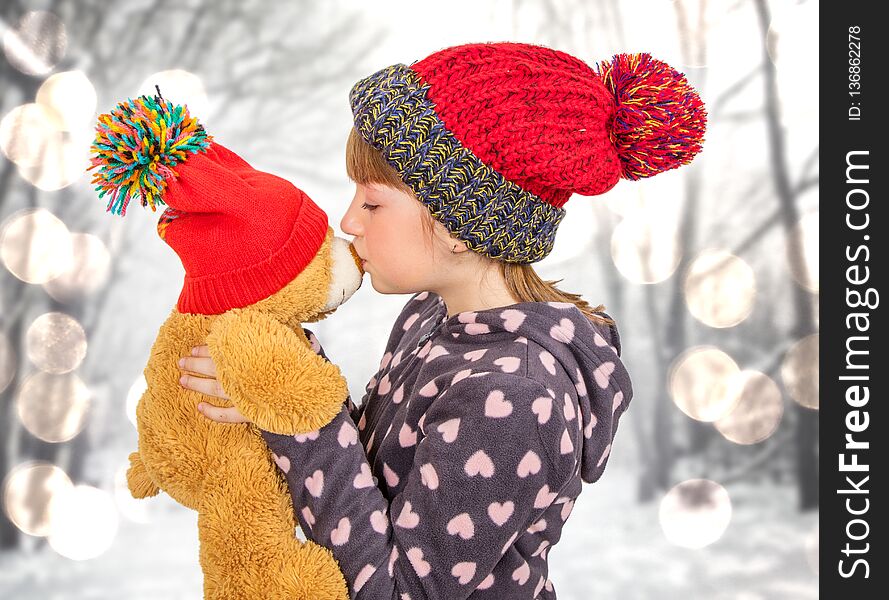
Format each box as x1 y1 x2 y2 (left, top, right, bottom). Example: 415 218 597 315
88 90 211 216
596 52 707 181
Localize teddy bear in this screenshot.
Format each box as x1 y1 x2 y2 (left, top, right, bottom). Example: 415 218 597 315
88 91 361 600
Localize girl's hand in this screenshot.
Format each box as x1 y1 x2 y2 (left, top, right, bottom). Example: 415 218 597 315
179 345 251 424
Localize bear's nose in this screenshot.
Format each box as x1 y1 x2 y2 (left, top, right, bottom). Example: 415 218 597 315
348 242 365 276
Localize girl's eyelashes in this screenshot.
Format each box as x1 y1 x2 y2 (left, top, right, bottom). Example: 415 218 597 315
361 202 378 212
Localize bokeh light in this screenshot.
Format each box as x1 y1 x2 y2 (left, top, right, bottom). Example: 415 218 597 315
714 370 784 445
137 70 210 122
2 461 73 537
780 334 819 409
126 375 147 428
2 10 67 76
669 346 741 422
47 485 119 560
611 215 682 284
0 208 74 284
659 479 732 549
16 139 91 191
0 71 95 191
114 464 153 524
786 211 818 293
0 331 16 395
16 371 91 443
0 103 65 167
43 233 112 302
684 249 756 328
35 70 98 133
26 312 88 374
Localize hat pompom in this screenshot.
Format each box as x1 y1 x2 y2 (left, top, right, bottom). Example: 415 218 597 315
596 52 707 181
88 90 211 216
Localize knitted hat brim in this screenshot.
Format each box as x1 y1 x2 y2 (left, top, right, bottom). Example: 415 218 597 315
349 64 565 264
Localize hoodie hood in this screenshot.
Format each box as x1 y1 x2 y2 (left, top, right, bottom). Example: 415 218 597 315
417 295 633 484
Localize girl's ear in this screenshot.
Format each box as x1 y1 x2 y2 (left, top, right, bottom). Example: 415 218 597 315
451 240 469 254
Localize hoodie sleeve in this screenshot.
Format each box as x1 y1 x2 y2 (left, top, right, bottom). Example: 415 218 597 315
302 327 362 422
260 372 575 599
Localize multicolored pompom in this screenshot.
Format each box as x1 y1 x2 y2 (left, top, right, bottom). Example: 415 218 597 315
596 52 707 181
88 90 211 216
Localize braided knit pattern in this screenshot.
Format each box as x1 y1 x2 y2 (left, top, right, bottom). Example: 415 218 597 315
350 63 565 264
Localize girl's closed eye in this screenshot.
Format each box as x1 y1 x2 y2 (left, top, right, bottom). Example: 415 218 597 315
361 202 378 211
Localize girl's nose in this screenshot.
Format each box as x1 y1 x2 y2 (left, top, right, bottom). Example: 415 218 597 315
340 202 362 236
340 211 359 236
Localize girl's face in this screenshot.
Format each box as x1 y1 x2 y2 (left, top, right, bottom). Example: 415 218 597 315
340 182 454 295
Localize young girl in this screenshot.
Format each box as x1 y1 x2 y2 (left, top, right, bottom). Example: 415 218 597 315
180 42 705 599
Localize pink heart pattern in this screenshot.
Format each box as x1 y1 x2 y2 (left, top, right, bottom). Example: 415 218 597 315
383 463 400 488
407 547 431 577
353 463 374 489
563 393 576 421
487 501 515 526
392 384 405 404
451 561 477 585
396 501 420 528
512 560 530 585
446 512 475 539
271 296 634 598
484 389 513 418
465 323 491 335
531 396 553 424
370 509 389 534
516 451 541 478
500 309 526 332
399 423 417 448
272 453 290 474
301 506 315 528
534 485 557 509
403 313 420 330
451 369 472 385
419 379 439 397
493 356 521 373
593 361 615 388
463 349 487 361
539 350 557 375
354 564 376 593
305 470 324 498
377 373 392 395
419 463 439 490
330 516 351 546
549 317 575 343
437 418 461 443
426 345 450 362
294 430 319 443
338 422 358 448
464 450 495 478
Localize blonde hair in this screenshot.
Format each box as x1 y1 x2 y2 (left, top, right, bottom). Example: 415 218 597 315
345 128 614 327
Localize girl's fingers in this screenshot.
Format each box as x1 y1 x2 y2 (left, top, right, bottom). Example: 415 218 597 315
178 356 217 378
179 373 229 400
191 345 210 357
197 402 250 424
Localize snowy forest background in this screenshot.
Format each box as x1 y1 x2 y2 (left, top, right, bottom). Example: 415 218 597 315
0 0 819 598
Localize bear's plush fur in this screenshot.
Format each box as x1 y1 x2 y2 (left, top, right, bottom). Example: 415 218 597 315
127 226 359 600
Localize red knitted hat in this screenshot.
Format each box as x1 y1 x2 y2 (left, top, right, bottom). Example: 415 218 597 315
88 93 328 315
350 42 707 263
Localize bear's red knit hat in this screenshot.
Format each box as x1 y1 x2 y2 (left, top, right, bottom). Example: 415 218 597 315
88 92 327 315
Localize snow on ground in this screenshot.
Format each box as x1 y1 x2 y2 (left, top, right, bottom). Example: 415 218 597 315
0 473 817 599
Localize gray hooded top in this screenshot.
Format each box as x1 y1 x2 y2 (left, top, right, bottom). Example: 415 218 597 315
261 291 633 599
